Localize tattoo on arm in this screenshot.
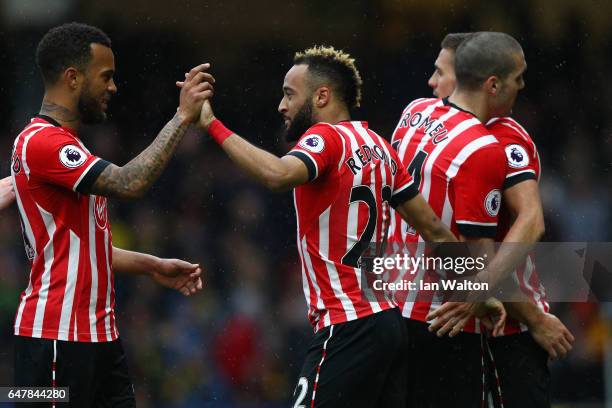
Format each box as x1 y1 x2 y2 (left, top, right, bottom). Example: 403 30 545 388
87 114 189 199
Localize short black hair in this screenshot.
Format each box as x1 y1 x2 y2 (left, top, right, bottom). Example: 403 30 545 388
294 45 363 108
36 22 111 85
441 32 475 52
454 32 523 90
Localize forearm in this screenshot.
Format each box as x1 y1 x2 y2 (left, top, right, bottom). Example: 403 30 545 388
481 210 543 288
219 133 298 191
89 113 190 199
504 301 544 329
112 246 159 276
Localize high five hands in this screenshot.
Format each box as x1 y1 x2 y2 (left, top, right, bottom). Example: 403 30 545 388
176 63 215 125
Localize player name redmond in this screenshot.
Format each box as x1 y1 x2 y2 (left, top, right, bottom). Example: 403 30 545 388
373 279 489 291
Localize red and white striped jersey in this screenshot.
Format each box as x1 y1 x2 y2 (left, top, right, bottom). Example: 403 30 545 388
389 98 507 333
287 121 419 332
488 116 549 335
10 115 117 342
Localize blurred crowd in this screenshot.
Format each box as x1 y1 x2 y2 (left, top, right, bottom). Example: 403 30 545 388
0 0 611 406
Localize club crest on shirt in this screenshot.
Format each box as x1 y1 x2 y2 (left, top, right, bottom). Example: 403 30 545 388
59 145 87 168
484 189 501 217
505 144 529 169
299 135 325 153
12 154 21 174
94 195 108 230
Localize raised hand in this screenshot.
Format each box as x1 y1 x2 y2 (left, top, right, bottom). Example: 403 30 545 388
0 177 15 211
150 258 203 296
199 99 216 130
176 63 215 125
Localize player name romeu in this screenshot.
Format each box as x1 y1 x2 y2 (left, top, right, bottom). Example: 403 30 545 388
394 108 449 146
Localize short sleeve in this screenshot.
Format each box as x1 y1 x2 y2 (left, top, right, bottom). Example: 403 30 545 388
451 145 506 238
388 148 419 208
26 130 110 192
487 120 539 189
285 124 343 181
502 140 538 189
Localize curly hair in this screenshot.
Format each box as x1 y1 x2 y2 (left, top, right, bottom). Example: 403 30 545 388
294 45 363 108
36 22 111 85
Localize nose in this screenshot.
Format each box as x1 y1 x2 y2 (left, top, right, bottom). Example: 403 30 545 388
428 72 437 90
108 79 117 94
278 96 288 114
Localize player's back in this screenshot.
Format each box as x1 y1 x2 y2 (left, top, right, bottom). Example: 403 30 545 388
390 98 505 242
288 121 418 332
389 98 507 326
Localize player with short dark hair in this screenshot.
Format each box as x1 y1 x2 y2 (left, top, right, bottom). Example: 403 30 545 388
11 22 211 407
424 32 575 408
186 45 462 407
389 31 530 407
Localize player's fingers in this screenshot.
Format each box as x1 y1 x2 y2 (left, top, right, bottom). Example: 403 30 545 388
554 342 568 359
191 82 214 94
428 317 446 332
189 71 214 86
176 81 185 88
546 344 558 360
565 329 575 343
449 317 469 337
426 302 457 320
493 318 505 337
194 90 214 101
196 277 203 290
559 337 573 354
196 71 215 83
436 317 458 337
186 63 210 81
189 268 202 278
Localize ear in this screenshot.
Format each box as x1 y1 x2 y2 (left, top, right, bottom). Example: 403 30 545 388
484 76 501 96
313 86 331 108
62 67 81 90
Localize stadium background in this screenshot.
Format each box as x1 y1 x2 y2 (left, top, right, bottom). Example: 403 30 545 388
0 0 611 406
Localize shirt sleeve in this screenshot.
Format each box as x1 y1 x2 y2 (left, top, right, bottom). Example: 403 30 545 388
285 124 343 181
388 147 419 208
451 144 506 238
487 120 539 189
501 139 538 189
26 130 110 192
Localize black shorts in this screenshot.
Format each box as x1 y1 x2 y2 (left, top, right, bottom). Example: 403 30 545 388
404 318 484 408
292 308 408 408
486 332 550 408
14 336 135 408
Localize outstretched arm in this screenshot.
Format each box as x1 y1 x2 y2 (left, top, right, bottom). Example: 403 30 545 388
112 247 203 296
0 177 15 211
82 64 215 200
197 100 309 192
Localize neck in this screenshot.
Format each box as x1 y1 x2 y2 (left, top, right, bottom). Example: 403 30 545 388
447 89 490 123
316 105 351 125
39 90 80 129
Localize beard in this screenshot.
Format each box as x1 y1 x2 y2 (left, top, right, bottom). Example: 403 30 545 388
283 99 314 142
78 83 107 125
